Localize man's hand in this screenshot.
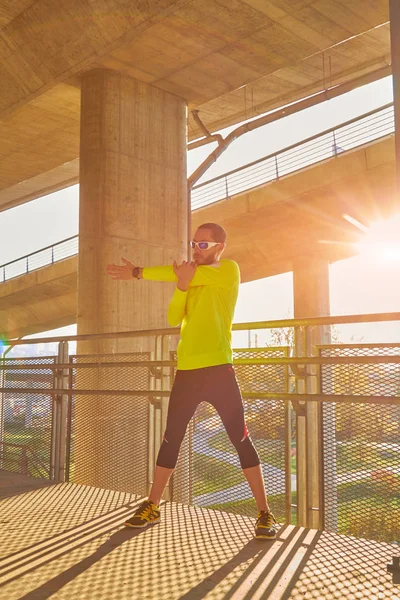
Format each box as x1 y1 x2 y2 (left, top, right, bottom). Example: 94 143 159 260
173 260 196 291
106 257 140 280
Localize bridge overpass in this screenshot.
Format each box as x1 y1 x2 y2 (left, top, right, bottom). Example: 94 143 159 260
1 0 399 347
1 109 397 339
1 3 400 579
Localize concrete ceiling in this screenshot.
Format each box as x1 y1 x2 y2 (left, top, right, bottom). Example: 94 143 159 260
0 0 391 212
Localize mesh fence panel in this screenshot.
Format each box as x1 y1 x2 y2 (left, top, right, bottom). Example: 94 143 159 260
1 336 399 546
1 357 55 479
320 344 400 543
68 352 152 497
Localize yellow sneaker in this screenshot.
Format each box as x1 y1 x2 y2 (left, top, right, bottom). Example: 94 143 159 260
255 510 277 539
124 499 160 528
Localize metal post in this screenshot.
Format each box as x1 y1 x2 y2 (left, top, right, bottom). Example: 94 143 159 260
65 358 73 482
332 130 338 157
284 398 293 525
149 335 169 499
59 342 69 481
225 176 229 200
20 446 28 475
275 155 279 180
293 325 307 527
155 336 165 494
160 335 172 502
147 346 156 495
50 358 58 480
390 0 400 194
304 325 324 530
292 256 333 530
50 341 69 482
316 355 338 533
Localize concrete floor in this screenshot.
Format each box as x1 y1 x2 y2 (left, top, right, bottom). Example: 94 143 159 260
0 472 397 600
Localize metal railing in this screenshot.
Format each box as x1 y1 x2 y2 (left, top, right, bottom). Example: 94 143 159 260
0 104 395 283
1 235 78 282
1 312 399 544
0 441 50 478
191 102 395 209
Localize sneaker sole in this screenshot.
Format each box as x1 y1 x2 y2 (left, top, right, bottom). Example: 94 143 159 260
124 518 161 528
255 532 277 540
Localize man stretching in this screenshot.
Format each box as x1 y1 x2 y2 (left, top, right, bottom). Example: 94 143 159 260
106 222 277 540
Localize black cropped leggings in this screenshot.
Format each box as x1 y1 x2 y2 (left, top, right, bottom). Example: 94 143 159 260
156 364 260 470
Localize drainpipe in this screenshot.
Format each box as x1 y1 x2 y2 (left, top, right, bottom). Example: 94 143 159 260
188 110 223 150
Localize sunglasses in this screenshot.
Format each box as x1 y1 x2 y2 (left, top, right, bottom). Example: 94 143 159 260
190 240 220 250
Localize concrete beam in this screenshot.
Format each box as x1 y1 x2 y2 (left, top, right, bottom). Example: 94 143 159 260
0 257 77 338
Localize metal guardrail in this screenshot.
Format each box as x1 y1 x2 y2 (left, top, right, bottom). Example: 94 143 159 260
0 104 394 282
0 441 50 478
190 102 395 209
5 310 400 345
1 235 78 282
1 313 399 544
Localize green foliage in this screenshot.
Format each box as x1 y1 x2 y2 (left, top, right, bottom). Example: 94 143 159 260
5 421 50 451
338 496 400 542
336 476 400 542
335 402 399 442
337 443 399 473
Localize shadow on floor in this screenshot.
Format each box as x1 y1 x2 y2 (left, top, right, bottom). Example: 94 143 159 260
0 478 396 600
0 470 55 500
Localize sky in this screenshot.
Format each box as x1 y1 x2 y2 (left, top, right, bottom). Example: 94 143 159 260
1 75 400 352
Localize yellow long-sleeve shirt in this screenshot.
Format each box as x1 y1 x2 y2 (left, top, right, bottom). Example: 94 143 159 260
143 259 240 370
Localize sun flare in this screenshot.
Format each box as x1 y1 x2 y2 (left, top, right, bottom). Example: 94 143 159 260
353 214 400 261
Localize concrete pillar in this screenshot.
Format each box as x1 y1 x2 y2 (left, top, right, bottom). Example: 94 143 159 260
74 70 187 493
292 256 338 530
390 0 400 194
293 257 330 320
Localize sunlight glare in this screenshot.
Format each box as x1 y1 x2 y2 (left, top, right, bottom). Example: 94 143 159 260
356 214 400 261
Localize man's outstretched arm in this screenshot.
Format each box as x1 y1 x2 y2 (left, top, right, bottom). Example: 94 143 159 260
106 258 176 282
106 258 239 288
